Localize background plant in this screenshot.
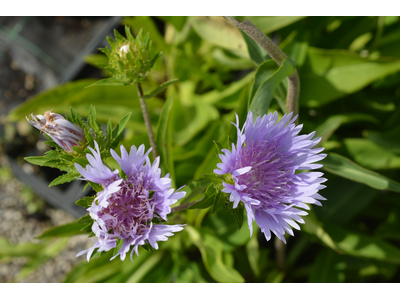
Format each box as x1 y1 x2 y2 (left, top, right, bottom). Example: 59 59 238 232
5 16 400 282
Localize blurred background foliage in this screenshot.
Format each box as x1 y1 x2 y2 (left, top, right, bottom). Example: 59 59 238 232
3 16 400 282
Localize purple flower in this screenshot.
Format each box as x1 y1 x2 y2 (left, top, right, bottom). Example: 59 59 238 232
214 111 327 243
26 110 85 152
75 141 185 261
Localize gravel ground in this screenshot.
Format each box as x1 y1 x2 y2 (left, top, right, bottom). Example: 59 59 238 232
0 155 92 283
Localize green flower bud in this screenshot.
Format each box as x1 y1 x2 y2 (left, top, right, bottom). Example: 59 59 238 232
99 26 161 85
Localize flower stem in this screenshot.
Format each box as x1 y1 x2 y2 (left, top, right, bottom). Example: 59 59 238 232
275 236 286 272
225 16 300 123
171 199 202 213
137 82 158 160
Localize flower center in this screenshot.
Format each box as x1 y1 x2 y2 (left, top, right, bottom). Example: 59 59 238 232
98 174 154 239
237 140 294 207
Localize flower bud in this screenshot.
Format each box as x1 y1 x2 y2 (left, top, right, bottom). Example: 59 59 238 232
26 110 85 152
99 26 161 85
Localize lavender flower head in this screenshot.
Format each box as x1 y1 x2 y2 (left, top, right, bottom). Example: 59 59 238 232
75 141 185 261
26 110 85 152
214 111 327 243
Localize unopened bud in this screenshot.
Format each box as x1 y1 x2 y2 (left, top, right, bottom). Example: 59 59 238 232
119 45 130 55
26 110 85 153
99 26 161 85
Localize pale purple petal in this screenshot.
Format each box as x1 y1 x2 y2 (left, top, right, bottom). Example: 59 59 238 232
215 111 327 243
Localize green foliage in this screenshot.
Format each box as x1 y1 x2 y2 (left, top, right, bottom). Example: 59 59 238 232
36 223 88 239
249 59 295 117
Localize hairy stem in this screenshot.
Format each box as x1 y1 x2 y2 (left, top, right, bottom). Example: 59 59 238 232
137 82 158 160
225 16 300 123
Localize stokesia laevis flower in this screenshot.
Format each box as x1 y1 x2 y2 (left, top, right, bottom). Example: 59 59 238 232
26 110 85 152
214 111 327 243
75 141 185 261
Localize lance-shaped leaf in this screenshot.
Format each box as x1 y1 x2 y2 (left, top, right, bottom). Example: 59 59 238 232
49 173 78 187
185 226 245 283
143 79 179 99
110 112 132 149
240 30 270 65
156 96 175 179
36 222 87 239
323 153 400 192
250 58 295 118
85 78 126 88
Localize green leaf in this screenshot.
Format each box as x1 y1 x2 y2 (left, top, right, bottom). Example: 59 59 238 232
111 112 132 148
203 174 223 184
211 189 226 214
324 223 400 264
106 119 113 144
36 222 87 239
73 157 88 168
302 210 340 253
113 239 124 257
149 52 163 68
88 105 101 134
0 237 47 257
143 79 179 99
213 140 223 154
185 226 245 283
85 78 126 88
75 196 95 208
249 59 278 102
43 140 59 148
174 99 219 146
317 178 378 226
189 184 217 210
158 16 187 31
48 173 77 187
241 30 269 65
80 223 93 233
364 129 400 155
250 58 295 118
77 214 93 224
344 138 400 170
24 156 50 166
190 16 249 59
247 16 306 34
309 249 345 283
323 153 400 192
126 251 165 283
83 54 109 70
231 203 244 230
89 181 103 193
180 179 211 204
301 47 400 107
212 49 254 70
314 116 344 145
245 232 260 277
156 96 175 179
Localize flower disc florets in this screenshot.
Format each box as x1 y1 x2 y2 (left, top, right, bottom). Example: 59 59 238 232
75 141 185 261
214 111 327 243
26 110 85 152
